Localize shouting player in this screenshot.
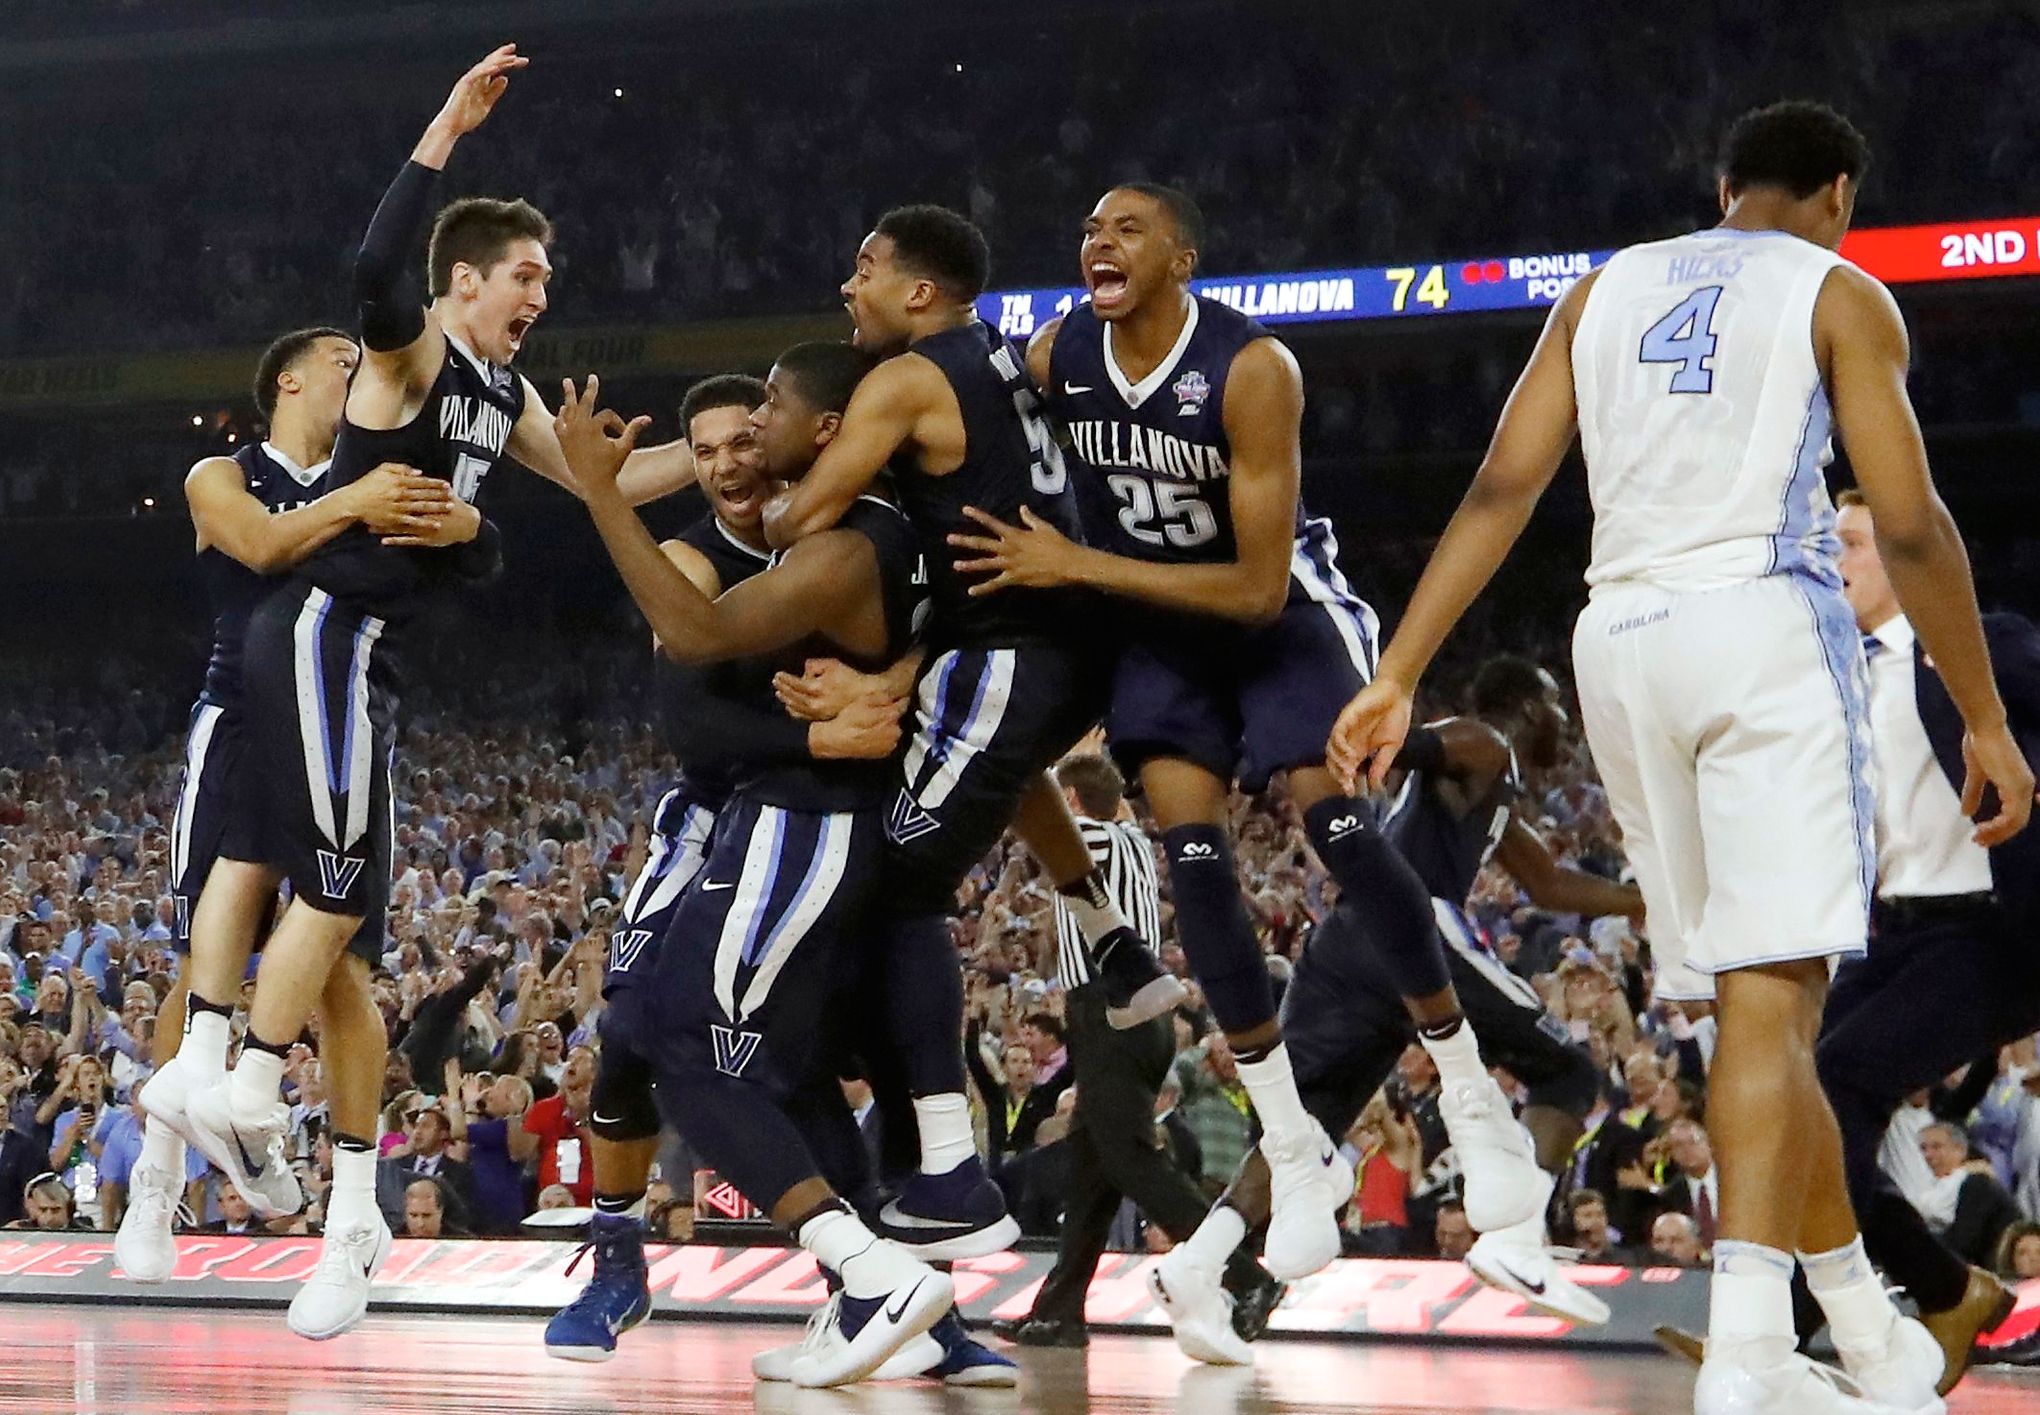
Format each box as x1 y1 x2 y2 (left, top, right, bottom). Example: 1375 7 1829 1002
952 184 1544 1283
1330 102 2034 1415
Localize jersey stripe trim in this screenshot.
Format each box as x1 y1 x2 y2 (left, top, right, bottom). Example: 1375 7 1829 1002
737 812 855 1022
170 703 225 888
292 589 340 848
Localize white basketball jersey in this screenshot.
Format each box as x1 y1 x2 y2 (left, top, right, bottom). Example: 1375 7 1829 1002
1573 229 1857 593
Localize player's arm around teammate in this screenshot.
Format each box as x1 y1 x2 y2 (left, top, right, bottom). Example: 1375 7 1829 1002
759 354 954 547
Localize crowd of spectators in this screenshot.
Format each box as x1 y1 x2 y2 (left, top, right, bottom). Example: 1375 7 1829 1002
4 611 2038 1287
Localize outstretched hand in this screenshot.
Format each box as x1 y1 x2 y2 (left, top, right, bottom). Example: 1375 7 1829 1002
436 45 527 138
554 375 651 495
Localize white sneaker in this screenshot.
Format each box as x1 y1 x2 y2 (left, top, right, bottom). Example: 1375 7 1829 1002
184 1079 303 1219
287 1215 392 1340
788 1253 954 1388
1695 1352 1913 1415
1836 1315 1947 1415
1259 1122 1352 1281
113 1160 182 1284
139 1055 198 1147
1438 1078 1543 1233
1149 1247 1253 1366
752 1297 943 1382
1465 1231 1610 1325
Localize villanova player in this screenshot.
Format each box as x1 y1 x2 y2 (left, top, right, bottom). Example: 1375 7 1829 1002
116 329 464 1281
177 48 696 1341
559 351 974 1388
1333 103 2033 1415
1154 656 1641 1362
954 184 1543 1283
765 206 1184 1263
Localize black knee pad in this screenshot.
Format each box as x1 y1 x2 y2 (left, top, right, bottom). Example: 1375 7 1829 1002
589 1050 661 1143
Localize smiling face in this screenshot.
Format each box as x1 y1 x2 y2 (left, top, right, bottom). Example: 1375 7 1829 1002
840 233 922 355
1080 187 1196 321
686 403 772 533
451 237 551 365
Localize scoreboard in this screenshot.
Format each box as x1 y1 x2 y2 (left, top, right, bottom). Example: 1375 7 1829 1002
976 215 2040 337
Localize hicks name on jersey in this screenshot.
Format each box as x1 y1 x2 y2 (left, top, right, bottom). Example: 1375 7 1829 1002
1064 419 1228 484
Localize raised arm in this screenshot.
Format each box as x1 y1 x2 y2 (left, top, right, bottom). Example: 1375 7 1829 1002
1819 265 2034 844
761 354 939 547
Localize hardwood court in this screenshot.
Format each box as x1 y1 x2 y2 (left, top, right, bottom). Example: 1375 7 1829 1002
2 1306 2032 1414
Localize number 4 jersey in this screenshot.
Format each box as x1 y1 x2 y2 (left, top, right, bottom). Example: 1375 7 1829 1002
1572 227 1853 594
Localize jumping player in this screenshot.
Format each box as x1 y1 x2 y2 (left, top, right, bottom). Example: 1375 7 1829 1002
559 353 962 1388
1153 655 1643 1362
1330 102 2033 1415
764 206 1183 1264
116 329 466 1281
951 184 1544 1281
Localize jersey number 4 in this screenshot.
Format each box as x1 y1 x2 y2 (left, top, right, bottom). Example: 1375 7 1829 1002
1108 474 1219 549
1639 286 1723 394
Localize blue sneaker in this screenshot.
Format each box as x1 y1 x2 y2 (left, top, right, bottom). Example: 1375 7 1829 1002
876 1156 1021 1260
544 1212 652 1362
924 1312 1019 1388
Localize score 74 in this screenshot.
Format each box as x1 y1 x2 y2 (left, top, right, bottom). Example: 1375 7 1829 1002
1384 265 1449 313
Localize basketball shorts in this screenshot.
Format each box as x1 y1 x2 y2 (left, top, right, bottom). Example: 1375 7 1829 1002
236 580 397 961
647 793 884 1099
604 785 721 997
1572 574 1873 1000
168 700 268 952
1106 521 1380 792
880 638 1107 916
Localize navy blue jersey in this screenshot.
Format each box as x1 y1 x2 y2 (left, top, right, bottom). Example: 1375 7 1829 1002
196 442 328 710
890 319 1084 649
741 495 929 812
1049 295 1305 573
302 334 524 618
1383 734 1523 907
654 512 776 808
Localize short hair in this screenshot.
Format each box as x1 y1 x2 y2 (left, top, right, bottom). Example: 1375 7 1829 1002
1113 182 1206 254
1836 487 1867 511
1720 100 1871 199
1568 1187 1608 1215
1056 754 1126 820
1020 1011 1066 1043
679 374 767 439
1924 1121 1970 1155
1436 1199 1467 1220
252 326 350 419
1471 654 1551 719
427 196 555 299
772 342 876 416
405 1177 446 1207
873 205 991 302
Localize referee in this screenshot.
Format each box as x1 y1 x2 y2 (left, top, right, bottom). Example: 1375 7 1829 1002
1797 491 2040 1388
992 755 1281 1348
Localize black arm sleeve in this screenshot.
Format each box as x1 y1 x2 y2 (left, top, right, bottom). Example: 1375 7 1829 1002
355 159 442 352
1396 724 1449 775
445 517 505 587
664 661 811 768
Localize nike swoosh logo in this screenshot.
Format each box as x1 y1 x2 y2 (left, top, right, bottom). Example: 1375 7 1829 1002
229 1127 264 1179
878 1200 970 1232
1487 1255 1545 1295
1063 383 1092 395
701 880 734 892
885 1278 925 1325
591 1112 621 1126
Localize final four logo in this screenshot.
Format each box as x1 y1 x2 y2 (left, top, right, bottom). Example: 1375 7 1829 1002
1172 369 1210 415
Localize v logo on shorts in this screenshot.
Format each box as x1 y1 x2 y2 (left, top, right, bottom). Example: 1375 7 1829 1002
710 1024 763 1078
315 849 366 900
609 929 655 974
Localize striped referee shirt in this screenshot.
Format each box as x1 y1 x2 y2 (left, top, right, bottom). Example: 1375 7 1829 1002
1051 815 1162 987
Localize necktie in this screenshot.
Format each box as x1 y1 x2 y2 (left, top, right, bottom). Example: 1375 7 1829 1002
1695 1180 1716 1246
1861 633 1884 660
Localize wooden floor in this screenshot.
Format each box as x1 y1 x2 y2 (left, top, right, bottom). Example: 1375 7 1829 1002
3 1306 2033 1414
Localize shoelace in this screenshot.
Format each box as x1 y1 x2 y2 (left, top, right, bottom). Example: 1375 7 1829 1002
800 1294 843 1353
1799 1357 1871 1400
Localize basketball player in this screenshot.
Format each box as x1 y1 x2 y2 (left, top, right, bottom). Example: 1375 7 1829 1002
764 206 1183 1264
1330 102 2033 1415
1153 655 1641 1362
115 330 467 1282
951 184 1544 1282
177 47 690 1340
558 357 963 1388
543 366 909 1364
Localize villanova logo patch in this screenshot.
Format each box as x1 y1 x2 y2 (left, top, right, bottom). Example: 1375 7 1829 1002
1172 368 1210 415
315 849 366 900
710 1024 764 1077
610 929 655 975
887 789 940 846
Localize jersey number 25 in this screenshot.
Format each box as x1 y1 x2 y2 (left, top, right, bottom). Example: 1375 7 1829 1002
1108 474 1219 549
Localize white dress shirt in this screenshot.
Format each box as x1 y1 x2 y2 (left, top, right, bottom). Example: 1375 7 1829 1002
1863 614 1994 898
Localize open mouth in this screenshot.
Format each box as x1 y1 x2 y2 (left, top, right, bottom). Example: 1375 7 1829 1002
1087 262 1130 309
714 479 763 518
507 315 536 349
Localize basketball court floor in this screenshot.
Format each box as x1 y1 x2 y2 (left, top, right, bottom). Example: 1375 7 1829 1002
4 1306 2032 1414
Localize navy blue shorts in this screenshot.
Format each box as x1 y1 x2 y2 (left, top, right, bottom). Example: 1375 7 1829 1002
604 785 722 996
882 639 1107 916
647 792 885 1098
168 700 267 952
1106 519 1379 792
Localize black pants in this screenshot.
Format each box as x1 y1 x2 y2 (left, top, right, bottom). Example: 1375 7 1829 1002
1028 986 1262 1324
1811 898 2040 1316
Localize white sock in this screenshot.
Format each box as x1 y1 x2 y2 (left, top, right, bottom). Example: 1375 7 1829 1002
1060 883 1132 945
1419 1021 1489 1090
228 1047 285 1120
1799 1237 1896 1356
799 1208 911 1299
138 1116 186 1178
1183 1203 1247 1271
1708 1240 1797 1369
183 1009 231 1078
328 1144 377 1231
1236 1044 1313 1138
913 1093 976 1175
1487 1170 1554 1245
